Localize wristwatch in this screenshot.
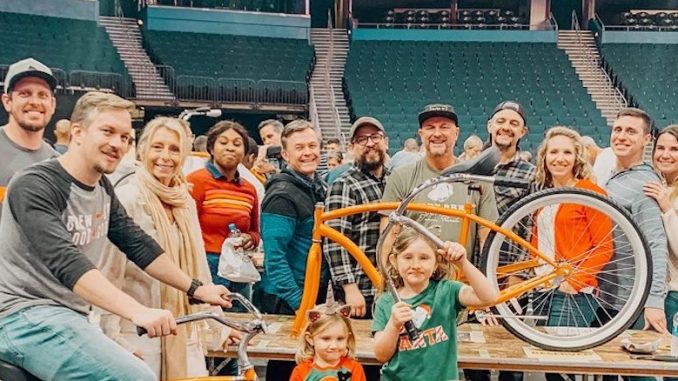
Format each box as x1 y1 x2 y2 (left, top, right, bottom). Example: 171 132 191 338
187 278 203 299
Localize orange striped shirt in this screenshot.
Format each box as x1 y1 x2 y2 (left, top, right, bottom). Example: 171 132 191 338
187 167 260 254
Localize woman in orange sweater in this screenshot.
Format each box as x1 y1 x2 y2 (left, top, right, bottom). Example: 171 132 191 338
532 127 613 330
187 121 260 307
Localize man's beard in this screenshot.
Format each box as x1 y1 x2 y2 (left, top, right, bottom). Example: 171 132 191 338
357 148 385 172
18 120 46 133
94 163 115 175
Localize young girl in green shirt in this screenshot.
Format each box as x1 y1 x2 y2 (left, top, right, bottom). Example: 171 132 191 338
372 228 497 381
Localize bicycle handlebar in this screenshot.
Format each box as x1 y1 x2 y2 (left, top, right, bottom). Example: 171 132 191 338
136 293 266 375
136 293 267 337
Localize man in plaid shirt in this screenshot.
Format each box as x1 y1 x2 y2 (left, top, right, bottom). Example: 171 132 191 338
323 117 390 319
466 101 536 381
488 101 536 215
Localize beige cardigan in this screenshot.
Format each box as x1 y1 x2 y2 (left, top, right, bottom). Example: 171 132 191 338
90 179 228 377
663 192 678 292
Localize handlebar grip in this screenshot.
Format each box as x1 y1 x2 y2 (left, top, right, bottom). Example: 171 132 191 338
137 326 147 336
404 320 420 342
494 177 530 189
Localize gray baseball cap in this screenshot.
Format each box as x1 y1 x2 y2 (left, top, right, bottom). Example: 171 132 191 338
4 58 57 93
349 116 385 139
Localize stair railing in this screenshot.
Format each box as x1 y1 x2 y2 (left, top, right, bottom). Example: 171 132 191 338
325 10 346 147
309 83 320 132
571 11 627 117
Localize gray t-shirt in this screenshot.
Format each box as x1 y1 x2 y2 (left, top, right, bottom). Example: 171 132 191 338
0 159 163 317
382 159 498 255
0 126 58 219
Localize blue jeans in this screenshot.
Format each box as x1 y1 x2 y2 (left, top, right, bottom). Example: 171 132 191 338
0 305 155 381
547 291 600 327
206 253 253 313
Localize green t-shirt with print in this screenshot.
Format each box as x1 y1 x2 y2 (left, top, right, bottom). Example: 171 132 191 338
371 279 465 381
382 159 498 256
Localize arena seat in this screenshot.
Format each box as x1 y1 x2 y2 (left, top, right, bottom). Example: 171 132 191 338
600 43 678 126
344 40 608 152
143 30 314 103
0 11 131 94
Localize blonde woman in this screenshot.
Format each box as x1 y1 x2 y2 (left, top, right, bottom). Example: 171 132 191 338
532 127 613 325
93 117 231 380
644 125 678 342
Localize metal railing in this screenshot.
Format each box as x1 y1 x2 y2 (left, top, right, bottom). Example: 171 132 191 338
0 66 121 96
549 12 559 31
257 79 307 104
175 75 216 101
570 11 627 113
604 24 678 32
68 70 133 97
309 83 319 131
163 72 307 105
326 23 346 147
359 21 556 31
217 78 256 103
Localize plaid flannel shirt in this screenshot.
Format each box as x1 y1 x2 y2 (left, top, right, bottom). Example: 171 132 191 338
490 153 536 268
493 153 536 216
322 165 389 298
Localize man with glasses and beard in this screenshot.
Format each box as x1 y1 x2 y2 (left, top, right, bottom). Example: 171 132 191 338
0 58 58 215
323 117 388 380
324 117 390 319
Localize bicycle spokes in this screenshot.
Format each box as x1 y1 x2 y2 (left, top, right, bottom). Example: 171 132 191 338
483 189 650 351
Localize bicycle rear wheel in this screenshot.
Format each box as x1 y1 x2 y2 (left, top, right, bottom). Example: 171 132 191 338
482 188 651 351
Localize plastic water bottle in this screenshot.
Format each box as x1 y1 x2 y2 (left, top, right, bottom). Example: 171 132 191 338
227 223 244 256
672 312 678 356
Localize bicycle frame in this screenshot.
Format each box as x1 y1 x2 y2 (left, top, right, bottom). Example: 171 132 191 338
292 173 566 338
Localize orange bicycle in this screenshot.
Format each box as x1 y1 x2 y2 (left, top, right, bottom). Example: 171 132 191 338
295 147 651 351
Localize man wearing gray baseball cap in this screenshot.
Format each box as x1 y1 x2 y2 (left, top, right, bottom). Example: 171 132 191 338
0 58 58 214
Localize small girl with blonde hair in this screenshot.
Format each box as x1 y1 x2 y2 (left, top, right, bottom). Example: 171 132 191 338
372 227 497 381
290 303 366 381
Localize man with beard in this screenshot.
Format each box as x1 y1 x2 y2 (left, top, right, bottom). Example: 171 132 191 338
0 92 233 380
382 104 498 256
487 101 535 216
465 103 534 381
0 58 58 215
324 117 389 319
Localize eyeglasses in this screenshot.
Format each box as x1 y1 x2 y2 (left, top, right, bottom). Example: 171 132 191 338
352 133 384 146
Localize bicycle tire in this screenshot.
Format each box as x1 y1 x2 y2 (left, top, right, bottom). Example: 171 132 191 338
481 187 651 351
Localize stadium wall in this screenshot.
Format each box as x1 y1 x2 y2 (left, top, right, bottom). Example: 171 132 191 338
145 6 310 39
602 31 678 44
0 0 97 21
352 29 557 42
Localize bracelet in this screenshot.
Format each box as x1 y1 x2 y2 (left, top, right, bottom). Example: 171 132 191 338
187 278 203 299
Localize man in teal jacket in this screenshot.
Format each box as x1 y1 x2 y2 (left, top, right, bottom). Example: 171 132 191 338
259 119 329 379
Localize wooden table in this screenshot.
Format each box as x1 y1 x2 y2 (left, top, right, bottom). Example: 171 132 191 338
210 313 678 377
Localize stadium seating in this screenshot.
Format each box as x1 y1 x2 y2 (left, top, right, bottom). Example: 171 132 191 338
143 29 314 103
0 11 131 95
155 0 290 14
381 9 528 30
614 11 678 31
344 40 608 151
601 43 678 125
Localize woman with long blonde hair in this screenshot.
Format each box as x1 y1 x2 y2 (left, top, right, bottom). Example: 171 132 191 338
92 117 233 380
532 127 614 381
644 125 678 342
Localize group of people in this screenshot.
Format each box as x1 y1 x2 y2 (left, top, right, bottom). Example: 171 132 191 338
0 55 676 381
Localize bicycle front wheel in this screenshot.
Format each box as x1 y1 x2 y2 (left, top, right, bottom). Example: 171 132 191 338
482 188 651 351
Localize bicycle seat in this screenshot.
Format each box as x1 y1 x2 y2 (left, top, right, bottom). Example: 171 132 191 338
442 146 500 176
0 360 40 381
